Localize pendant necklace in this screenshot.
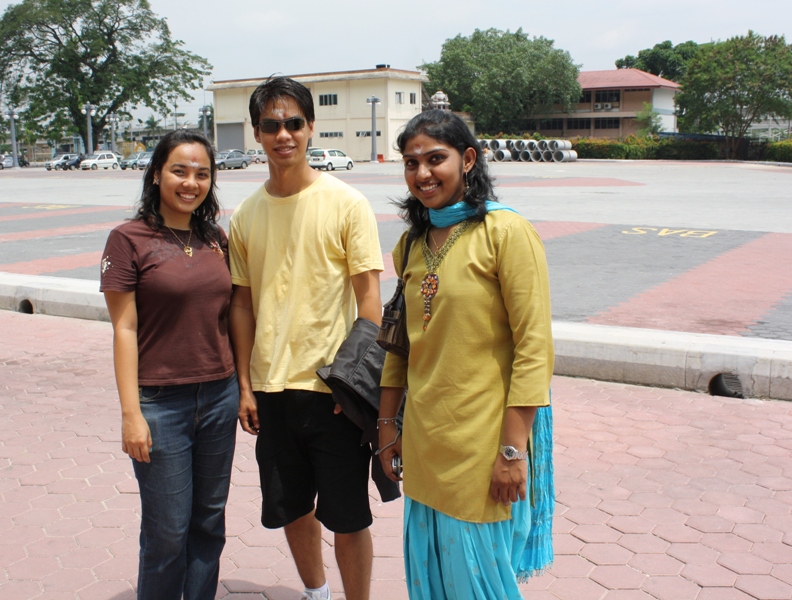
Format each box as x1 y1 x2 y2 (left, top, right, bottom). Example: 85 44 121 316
166 226 193 257
419 220 471 330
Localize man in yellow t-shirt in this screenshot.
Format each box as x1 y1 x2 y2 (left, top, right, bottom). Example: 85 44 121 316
229 77 383 600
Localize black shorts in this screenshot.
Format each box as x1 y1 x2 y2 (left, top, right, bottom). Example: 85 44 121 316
254 389 373 534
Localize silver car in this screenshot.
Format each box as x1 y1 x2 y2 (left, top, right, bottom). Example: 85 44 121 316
45 154 78 171
215 150 249 170
0 154 14 169
137 152 154 170
308 149 353 171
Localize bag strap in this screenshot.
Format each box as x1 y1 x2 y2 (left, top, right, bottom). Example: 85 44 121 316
399 229 416 278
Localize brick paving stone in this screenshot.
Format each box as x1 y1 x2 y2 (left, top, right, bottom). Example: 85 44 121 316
735 574 792 599
2 311 792 599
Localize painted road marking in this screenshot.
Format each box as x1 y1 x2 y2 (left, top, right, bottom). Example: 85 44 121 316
0 205 124 223
534 221 609 240
588 232 792 335
500 177 644 188
0 251 103 276
623 227 718 238
0 222 123 243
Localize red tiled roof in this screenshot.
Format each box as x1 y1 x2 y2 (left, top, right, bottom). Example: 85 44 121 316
578 69 680 90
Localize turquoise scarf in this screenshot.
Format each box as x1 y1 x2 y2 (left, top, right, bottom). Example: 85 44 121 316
428 200 518 227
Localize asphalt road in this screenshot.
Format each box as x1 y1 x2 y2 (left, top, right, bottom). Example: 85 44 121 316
1 160 791 340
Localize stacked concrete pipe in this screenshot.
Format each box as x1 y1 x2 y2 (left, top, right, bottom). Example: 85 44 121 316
483 139 577 162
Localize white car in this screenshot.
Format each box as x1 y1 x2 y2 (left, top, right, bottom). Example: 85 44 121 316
308 148 354 171
0 154 14 169
80 152 120 170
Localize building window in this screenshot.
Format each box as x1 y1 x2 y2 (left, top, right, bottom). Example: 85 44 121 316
356 131 382 137
395 92 404 104
319 94 338 106
594 118 620 129
579 91 592 104
410 92 417 104
595 90 620 103
319 131 343 138
567 118 591 130
526 119 563 130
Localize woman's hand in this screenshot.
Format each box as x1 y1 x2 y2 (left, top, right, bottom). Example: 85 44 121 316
122 411 152 463
378 423 403 482
490 455 527 506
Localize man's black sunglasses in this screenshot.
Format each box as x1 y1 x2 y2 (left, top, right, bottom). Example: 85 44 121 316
257 117 306 134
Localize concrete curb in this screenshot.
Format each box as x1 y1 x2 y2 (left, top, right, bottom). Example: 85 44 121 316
3 272 791 401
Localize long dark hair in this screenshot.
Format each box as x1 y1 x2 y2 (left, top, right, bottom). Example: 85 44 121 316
135 130 220 244
395 110 497 234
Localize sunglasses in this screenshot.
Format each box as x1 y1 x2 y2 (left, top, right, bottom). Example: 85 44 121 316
257 117 306 134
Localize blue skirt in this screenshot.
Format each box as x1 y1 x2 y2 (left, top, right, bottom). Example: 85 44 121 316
403 406 554 600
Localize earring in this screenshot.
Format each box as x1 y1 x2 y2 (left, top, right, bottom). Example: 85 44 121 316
464 171 470 190
153 179 159 185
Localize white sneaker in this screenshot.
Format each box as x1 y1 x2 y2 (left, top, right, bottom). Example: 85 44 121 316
299 590 332 600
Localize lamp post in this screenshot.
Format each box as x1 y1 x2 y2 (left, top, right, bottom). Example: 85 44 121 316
366 95 380 163
198 105 211 139
107 113 119 155
81 103 96 154
4 108 20 168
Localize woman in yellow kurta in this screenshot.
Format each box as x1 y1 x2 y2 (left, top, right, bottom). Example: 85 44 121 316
378 110 554 599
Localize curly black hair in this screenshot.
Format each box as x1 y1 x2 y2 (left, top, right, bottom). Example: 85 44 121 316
134 130 220 244
395 109 497 235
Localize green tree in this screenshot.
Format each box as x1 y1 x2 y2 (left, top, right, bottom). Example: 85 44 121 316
421 28 581 133
634 102 664 136
0 0 211 154
615 40 701 82
144 115 162 140
676 31 792 158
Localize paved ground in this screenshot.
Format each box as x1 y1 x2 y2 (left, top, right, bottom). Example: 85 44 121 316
1 160 792 340
1 310 791 600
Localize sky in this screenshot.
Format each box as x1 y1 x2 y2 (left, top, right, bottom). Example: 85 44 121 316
1 0 791 125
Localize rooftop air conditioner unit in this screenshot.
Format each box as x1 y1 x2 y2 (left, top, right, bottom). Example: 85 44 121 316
594 103 602 110
603 102 612 109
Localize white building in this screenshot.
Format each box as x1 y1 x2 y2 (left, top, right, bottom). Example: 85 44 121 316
207 65 428 161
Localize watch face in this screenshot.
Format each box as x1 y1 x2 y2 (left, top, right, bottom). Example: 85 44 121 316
504 446 517 459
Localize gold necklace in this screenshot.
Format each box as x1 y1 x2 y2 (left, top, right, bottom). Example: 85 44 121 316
165 226 193 257
419 220 471 330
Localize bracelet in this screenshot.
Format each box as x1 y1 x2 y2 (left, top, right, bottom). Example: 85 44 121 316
375 429 401 455
377 417 398 428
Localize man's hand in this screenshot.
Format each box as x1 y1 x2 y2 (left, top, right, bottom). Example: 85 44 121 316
238 389 260 435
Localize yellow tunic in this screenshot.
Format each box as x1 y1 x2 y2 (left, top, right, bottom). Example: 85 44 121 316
381 210 554 523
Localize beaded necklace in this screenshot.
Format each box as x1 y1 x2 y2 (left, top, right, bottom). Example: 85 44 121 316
419 220 471 331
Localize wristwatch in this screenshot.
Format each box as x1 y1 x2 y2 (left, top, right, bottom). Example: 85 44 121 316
499 444 528 461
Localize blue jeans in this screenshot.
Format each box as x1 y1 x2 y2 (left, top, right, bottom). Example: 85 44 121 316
133 373 239 600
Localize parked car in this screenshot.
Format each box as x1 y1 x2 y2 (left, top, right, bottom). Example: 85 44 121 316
0 154 14 169
45 154 78 171
308 148 353 171
136 152 154 170
215 150 249 170
64 155 84 171
306 146 320 158
246 149 266 163
120 152 145 170
80 152 120 170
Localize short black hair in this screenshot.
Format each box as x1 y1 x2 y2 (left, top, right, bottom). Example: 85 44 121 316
135 130 220 244
249 76 315 126
395 110 497 234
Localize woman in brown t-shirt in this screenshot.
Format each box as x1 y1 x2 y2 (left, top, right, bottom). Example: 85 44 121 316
100 130 238 600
